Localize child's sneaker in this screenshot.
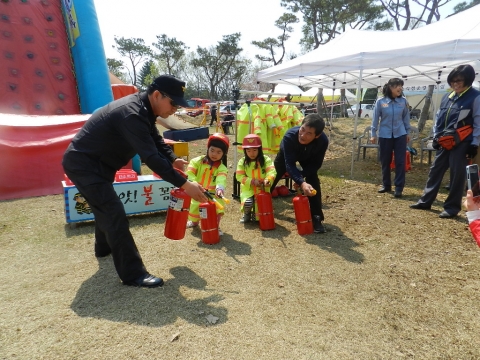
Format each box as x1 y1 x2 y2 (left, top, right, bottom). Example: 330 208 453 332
186 221 199 228
239 213 251 223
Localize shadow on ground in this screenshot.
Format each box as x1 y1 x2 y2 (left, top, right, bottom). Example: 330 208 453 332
71 264 228 327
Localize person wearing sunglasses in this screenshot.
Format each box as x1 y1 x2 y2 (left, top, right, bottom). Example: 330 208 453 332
63 75 208 288
411 64 480 218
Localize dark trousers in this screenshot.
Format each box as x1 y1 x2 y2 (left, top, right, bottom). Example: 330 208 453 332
209 114 217 126
379 135 407 191
64 168 147 283
271 157 324 221
417 140 469 215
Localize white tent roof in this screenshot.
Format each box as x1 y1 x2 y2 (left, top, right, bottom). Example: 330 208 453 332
258 83 303 98
257 6 480 89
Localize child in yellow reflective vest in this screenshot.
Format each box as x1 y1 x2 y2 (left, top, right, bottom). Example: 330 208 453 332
235 134 276 223
186 133 229 235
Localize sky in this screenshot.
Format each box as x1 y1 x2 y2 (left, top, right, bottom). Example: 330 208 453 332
92 0 464 65
92 0 304 62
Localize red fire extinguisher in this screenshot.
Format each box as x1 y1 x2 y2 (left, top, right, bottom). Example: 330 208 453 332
199 199 220 245
164 170 191 240
256 186 275 230
293 189 314 235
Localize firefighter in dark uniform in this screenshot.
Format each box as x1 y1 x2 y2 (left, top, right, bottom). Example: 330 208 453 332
62 75 207 288
410 64 480 218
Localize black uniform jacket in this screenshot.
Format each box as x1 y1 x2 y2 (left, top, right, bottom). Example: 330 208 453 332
63 92 187 187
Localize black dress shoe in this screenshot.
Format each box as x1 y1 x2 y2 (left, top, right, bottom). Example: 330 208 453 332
95 250 111 258
394 191 402 198
410 202 431 210
439 211 456 218
378 186 392 193
313 215 326 233
123 273 164 288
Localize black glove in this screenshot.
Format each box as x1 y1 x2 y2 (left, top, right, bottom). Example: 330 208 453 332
432 139 441 150
467 144 478 159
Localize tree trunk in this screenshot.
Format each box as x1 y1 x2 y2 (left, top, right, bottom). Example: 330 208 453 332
316 88 326 117
418 85 434 132
340 89 347 117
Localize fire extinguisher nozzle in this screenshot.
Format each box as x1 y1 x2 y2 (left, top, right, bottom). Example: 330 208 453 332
222 197 231 205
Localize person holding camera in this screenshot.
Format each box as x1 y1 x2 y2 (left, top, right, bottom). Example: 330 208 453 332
370 78 411 198
410 64 480 218
464 190 480 247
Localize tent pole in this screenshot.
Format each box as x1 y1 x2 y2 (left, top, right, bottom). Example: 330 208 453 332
351 69 363 178
330 86 335 127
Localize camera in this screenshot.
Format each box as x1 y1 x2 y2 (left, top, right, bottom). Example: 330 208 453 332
466 164 480 198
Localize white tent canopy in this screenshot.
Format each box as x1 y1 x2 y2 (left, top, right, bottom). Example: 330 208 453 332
257 6 480 89
257 6 480 177
258 83 303 98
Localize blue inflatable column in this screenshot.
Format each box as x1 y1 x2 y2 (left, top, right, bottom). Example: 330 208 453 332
63 0 113 114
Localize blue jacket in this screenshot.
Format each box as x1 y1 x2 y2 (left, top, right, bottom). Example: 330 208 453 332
371 96 410 139
434 87 480 146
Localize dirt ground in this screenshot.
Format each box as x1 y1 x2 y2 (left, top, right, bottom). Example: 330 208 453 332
1 116 480 359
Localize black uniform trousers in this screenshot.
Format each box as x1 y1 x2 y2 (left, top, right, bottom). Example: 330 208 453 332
64 168 147 283
416 140 469 216
271 157 324 221
379 135 407 191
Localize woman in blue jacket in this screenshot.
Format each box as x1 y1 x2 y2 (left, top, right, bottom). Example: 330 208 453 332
370 78 411 198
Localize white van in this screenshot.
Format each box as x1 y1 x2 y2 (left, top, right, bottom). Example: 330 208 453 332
348 104 375 118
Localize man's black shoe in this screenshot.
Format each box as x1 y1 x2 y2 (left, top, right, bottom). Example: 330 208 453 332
95 250 111 258
409 202 431 210
312 215 326 233
378 186 392 193
123 273 164 288
439 211 456 218
394 190 403 198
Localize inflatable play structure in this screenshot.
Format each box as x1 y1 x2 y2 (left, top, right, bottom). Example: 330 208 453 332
0 0 113 201
0 0 196 201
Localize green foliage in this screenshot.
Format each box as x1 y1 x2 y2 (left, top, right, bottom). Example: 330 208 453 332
281 0 386 50
152 34 189 76
191 33 247 100
363 88 379 104
453 0 480 13
138 60 161 91
252 12 298 65
107 58 129 84
113 36 152 86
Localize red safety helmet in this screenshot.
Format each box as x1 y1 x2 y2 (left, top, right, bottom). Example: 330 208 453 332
207 133 230 152
242 134 262 148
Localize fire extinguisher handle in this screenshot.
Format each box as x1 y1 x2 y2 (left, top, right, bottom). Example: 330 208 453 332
204 191 224 210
